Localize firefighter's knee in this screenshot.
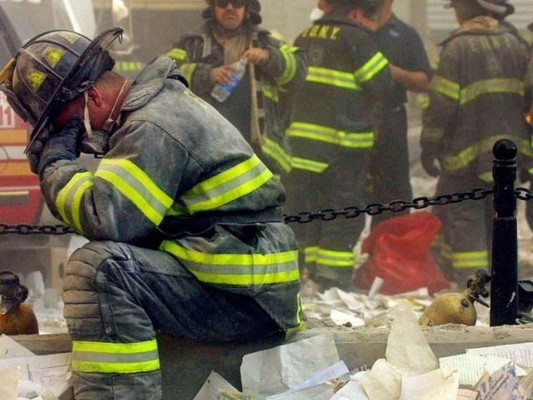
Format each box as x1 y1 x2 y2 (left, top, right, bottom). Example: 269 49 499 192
62 241 124 337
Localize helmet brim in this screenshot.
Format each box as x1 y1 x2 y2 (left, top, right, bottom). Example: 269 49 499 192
24 27 123 153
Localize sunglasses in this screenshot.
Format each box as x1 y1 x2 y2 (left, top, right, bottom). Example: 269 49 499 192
214 0 246 8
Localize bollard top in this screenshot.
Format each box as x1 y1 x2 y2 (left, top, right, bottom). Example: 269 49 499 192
493 139 517 160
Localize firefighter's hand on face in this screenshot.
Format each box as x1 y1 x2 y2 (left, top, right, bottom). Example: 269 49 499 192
26 114 83 177
421 150 441 177
210 65 234 85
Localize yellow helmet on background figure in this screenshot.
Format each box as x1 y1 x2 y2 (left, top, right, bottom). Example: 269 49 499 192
0 28 123 152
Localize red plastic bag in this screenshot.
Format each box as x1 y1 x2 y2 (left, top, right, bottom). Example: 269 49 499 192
354 211 450 295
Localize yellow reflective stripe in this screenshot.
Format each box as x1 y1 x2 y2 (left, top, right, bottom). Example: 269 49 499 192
180 63 197 84
166 48 187 61
262 136 292 172
276 44 298 86
114 61 144 73
262 81 279 102
160 240 300 285
443 135 529 171
460 78 524 105
71 340 160 374
286 293 306 338
431 75 460 100
353 51 388 84
451 251 489 269
287 122 374 148
176 155 273 215
316 248 354 268
305 246 319 263
95 159 173 225
306 66 359 90
292 157 328 173
55 172 94 235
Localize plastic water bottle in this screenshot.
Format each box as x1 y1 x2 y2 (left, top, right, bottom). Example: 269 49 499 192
211 56 248 103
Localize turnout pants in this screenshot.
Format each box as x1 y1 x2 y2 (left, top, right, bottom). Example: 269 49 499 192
63 241 282 400
285 150 367 291
431 172 492 285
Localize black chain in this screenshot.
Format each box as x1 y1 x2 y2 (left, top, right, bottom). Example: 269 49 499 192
5 186 533 234
0 223 75 235
283 187 494 224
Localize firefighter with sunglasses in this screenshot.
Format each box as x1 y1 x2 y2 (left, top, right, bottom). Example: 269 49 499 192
0 27 303 399
166 0 307 179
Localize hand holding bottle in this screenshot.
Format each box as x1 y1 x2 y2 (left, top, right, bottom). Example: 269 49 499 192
211 56 248 102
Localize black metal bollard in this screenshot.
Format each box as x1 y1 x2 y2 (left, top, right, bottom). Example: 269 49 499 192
490 139 519 326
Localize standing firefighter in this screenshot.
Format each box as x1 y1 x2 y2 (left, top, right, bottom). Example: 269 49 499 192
284 0 393 291
0 28 303 399
421 0 533 284
165 0 306 178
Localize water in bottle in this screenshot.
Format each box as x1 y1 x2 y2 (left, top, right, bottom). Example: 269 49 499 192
211 56 248 103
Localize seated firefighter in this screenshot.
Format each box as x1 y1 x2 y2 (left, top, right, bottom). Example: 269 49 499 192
0 28 303 399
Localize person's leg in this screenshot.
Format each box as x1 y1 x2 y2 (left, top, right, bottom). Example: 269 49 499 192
314 151 367 291
370 107 412 229
432 174 490 286
64 241 282 400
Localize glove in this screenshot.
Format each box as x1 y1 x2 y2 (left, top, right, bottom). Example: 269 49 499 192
27 130 48 175
34 114 83 177
421 150 441 177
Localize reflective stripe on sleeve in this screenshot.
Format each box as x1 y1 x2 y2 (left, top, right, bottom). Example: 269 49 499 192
71 339 160 374
353 51 388 84
276 44 298 86
172 155 273 215
55 171 94 235
160 241 300 285
166 48 187 61
291 157 328 173
262 136 292 173
442 135 532 171
95 159 173 225
431 75 460 100
179 63 197 84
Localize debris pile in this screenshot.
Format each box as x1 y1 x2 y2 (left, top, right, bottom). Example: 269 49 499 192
192 302 533 400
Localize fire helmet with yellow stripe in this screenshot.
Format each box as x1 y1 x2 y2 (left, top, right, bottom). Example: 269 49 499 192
0 28 123 152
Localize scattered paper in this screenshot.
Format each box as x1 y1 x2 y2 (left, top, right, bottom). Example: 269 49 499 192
0 352 71 397
439 354 527 387
360 358 402 400
240 333 340 399
265 383 335 400
385 301 439 375
399 365 459 400
193 371 253 400
0 335 35 359
466 342 533 369
0 366 19 400
475 362 524 400
291 360 349 391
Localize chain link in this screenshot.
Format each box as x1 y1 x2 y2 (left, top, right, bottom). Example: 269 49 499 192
284 187 495 224
4 186 533 233
0 223 75 235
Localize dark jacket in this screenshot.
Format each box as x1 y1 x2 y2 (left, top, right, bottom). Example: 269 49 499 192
167 20 307 177
287 10 393 174
421 16 532 181
41 56 303 332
